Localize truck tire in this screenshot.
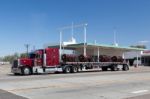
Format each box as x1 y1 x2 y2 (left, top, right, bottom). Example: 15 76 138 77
21 67 31 75
111 65 118 71
63 66 71 73
122 64 129 71
14 73 20 75
71 66 78 73
101 67 108 71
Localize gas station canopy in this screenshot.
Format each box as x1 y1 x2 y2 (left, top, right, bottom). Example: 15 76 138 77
48 43 145 57
64 43 144 51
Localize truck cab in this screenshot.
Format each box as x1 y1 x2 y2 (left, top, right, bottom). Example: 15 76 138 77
11 48 60 75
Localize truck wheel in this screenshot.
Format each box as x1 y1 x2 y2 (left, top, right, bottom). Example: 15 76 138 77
122 64 129 71
14 73 20 75
111 65 118 71
71 66 78 73
101 67 108 71
64 66 71 73
21 67 31 75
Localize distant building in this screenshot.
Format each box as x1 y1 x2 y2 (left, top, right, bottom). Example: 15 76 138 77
0 61 10 65
124 50 150 66
124 51 143 66
141 50 150 66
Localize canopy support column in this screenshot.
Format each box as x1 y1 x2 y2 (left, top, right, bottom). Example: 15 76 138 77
97 47 99 62
136 51 139 67
59 31 62 62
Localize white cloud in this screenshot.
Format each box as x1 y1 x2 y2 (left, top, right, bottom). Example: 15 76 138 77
138 40 150 44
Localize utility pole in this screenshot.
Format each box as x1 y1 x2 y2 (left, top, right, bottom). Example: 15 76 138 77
71 22 74 39
24 44 30 57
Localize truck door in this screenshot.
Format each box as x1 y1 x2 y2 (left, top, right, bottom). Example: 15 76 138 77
35 50 44 66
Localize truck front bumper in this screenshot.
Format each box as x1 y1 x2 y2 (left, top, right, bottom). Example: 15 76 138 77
11 68 21 74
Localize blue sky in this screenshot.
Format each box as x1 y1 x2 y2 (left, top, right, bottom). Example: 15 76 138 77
0 0 150 56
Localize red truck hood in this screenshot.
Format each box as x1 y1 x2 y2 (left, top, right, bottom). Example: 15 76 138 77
19 58 33 66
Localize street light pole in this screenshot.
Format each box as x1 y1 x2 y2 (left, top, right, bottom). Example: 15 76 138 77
84 24 87 56
136 51 139 67
59 31 62 62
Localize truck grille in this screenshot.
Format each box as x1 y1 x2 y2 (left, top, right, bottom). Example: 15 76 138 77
12 60 18 68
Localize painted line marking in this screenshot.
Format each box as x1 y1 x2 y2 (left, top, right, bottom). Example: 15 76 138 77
131 90 149 94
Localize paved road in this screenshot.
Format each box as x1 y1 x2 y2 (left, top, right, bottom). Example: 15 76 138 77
0 89 28 99
127 94 150 99
0 66 150 99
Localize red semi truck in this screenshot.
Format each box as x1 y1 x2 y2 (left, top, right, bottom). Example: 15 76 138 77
11 47 129 75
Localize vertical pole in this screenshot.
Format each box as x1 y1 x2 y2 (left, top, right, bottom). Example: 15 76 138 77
59 31 62 62
122 53 125 59
72 22 74 39
84 24 87 56
136 52 139 67
27 45 29 56
33 45 36 51
114 29 116 45
25 44 29 57
98 47 99 62
144 57 145 66
140 51 142 65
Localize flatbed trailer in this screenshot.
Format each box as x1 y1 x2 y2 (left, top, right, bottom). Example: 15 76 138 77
57 61 129 73
12 59 129 75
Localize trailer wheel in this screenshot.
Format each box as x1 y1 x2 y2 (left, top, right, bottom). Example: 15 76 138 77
64 66 71 73
71 66 78 73
101 67 108 71
111 65 118 71
122 64 129 71
21 67 31 75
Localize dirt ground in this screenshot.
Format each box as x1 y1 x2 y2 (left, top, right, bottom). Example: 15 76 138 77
0 64 11 75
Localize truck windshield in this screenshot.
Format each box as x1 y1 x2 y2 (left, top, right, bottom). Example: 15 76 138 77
29 53 36 59
36 54 42 59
